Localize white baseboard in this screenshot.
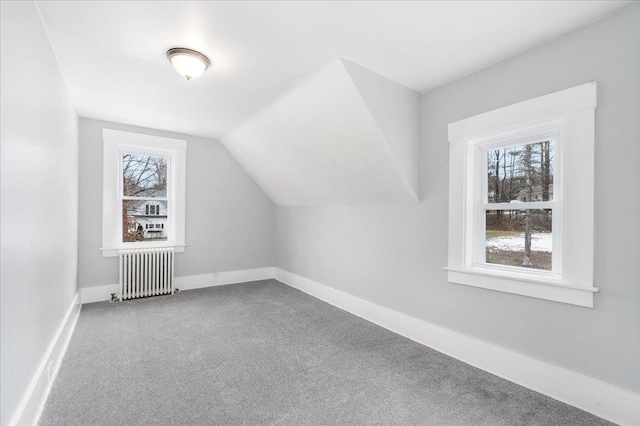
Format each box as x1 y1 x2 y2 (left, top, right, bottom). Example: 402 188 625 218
176 267 276 291
9 292 81 426
80 283 119 304
81 267 276 304
274 268 640 426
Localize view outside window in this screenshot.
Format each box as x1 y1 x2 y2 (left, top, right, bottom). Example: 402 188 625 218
121 153 168 242
483 140 554 270
485 209 552 270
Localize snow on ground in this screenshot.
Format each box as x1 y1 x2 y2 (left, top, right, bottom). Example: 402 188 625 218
486 233 552 252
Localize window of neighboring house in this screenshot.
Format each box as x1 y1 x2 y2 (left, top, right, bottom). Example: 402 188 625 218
146 204 161 215
446 82 598 308
102 129 187 257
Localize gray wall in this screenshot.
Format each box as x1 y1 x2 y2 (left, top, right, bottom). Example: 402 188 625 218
0 2 80 425
276 5 640 392
78 119 275 288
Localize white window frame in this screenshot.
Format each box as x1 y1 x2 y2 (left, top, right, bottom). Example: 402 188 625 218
472 123 562 276
446 82 598 307
102 129 187 257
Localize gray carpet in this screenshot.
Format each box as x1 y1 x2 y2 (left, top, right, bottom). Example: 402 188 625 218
40 279 611 425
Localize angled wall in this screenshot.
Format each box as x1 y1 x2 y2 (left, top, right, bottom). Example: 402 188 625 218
224 58 421 206
340 58 421 197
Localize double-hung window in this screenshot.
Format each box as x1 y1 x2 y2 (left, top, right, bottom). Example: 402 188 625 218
446 82 597 307
474 124 560 274
122 151 168 242
102 129 187 257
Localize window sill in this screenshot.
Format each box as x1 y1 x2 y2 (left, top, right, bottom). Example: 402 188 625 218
444 266 598 308
101 243 186 257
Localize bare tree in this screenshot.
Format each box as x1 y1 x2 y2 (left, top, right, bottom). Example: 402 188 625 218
522 144 533 266
122 200 144 242
494 149 502 219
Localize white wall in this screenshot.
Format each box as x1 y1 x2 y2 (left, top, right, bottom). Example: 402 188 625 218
224 58 420 206
0 2 80 425
340 58 422 196
276 5 640 393
78 119 275 288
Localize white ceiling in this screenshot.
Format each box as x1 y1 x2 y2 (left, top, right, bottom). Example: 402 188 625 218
37 1 633 140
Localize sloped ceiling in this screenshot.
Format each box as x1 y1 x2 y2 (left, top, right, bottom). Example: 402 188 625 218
36 1 634 205
37 1 633 139
224 58 421 206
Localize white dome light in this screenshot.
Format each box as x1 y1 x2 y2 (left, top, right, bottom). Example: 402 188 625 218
166 48 211 80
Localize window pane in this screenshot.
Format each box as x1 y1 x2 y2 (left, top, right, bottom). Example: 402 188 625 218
123 154 167 197
485 209 552 270
487 140 554 203
122 200 168 242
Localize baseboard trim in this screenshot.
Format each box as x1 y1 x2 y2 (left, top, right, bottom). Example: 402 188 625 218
273 268 639 426
9 292 81 426
81 267 276 304
176 267 276 291
80 283 119 304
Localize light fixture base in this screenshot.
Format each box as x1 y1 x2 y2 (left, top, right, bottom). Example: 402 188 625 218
166 47 211 80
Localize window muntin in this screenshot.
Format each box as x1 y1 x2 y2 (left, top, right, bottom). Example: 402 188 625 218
473 130 561 275
120 151 171 243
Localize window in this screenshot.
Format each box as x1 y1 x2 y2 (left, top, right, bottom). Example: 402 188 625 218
102 129 186 257
145 204 161 216
122 154 167 242
446 82 597 307
475 128 559 274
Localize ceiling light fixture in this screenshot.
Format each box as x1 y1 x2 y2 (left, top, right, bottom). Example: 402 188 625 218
166 47 211 80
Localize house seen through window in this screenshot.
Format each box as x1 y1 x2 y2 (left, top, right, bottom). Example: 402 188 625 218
121 153 169 242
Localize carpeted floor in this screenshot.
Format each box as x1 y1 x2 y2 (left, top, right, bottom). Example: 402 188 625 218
39 279 611 425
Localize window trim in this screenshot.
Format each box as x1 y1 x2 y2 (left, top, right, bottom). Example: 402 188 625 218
102 129 187 257
446 82 598 307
